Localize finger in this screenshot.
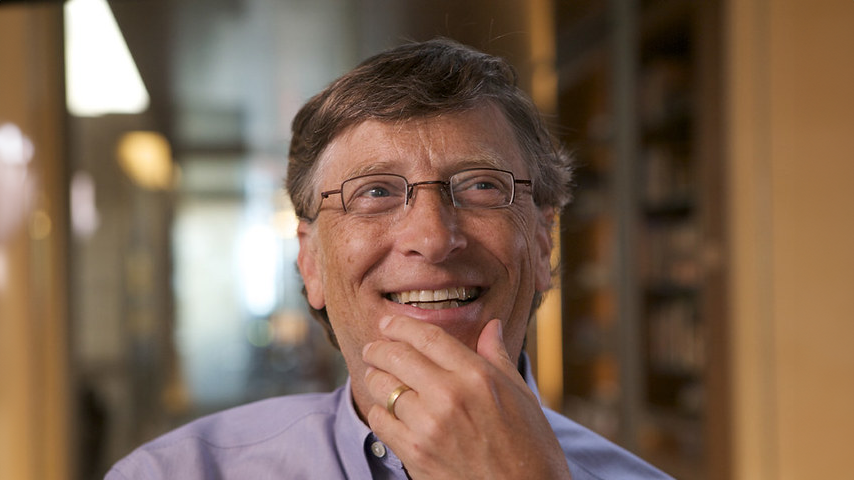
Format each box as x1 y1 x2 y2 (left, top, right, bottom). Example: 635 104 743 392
475 318 517 375
363 364 419 422
362 334 453 396
376 315 479 372
366 401 416 458
363 367 420 451
477 319 539 399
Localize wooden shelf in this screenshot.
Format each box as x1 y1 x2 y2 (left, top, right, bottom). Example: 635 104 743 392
555 2 726 479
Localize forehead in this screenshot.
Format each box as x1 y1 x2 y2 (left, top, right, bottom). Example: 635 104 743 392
315 104 527 182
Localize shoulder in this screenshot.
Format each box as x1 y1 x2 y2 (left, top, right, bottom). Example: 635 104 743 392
152 390 339 448
107 389 344 480
543 407 675 480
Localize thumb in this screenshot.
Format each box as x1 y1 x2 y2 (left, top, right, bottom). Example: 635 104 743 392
476 319 514 371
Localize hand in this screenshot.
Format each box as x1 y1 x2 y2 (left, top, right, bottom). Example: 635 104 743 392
362 315 572 479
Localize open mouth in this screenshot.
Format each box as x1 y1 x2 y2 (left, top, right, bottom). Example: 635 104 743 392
386 287 481 310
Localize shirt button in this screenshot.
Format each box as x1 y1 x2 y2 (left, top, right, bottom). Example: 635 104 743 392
370 441 387 458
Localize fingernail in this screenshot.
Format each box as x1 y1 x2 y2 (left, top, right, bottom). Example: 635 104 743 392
364 365 376 379
379 315 392 330
362 341 373 358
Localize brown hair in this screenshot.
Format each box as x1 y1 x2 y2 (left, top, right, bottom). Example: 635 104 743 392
286 38 573 348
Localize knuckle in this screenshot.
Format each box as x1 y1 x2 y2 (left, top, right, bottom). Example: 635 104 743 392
366 405 385 430
384 344 409 367
415 323 443 350
420 413 444 442
464 363 495 392
406 438 432 467
433 383 463 408
364 370 377 390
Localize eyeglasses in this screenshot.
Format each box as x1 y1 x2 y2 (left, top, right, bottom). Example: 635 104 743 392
314 167 531 218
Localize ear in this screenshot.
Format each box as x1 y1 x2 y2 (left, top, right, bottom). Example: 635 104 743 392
297 220 326 310
533 205 555 293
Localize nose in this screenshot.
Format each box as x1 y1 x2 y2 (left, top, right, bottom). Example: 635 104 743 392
394 184 467 263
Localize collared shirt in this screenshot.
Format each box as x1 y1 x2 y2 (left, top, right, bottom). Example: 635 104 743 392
106 357 673 480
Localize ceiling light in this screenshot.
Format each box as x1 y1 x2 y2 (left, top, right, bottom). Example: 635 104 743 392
116 131 174 190
64 0 150 116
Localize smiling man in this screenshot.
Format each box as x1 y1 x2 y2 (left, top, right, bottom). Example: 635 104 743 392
107 39 672 480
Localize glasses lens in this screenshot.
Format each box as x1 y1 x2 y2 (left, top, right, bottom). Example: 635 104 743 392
341 174 407 215
451 169 514 208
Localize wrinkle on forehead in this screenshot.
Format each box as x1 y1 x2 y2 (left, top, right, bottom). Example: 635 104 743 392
314 104 526 185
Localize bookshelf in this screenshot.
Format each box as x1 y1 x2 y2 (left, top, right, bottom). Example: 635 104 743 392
555 1 727 479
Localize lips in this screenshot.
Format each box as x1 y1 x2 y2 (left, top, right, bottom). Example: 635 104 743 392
387 286 481 310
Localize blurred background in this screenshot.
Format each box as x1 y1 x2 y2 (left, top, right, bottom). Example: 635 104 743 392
1 0 852 479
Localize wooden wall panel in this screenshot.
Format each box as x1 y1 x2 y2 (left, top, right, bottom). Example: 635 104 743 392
726 0 854 478
0 5 70 480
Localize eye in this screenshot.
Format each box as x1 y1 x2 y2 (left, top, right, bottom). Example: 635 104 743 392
352 181 403 199
342 175 406 214
363 185 390 197
470 180 500 190
454 173 509 193
452 169 514 208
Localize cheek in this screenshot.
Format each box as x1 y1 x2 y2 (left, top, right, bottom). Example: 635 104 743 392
327 236 359 272
316 224 387 365
497 212 540 274
481 211 541 335
316 220 389 305
510 209 552 292
468 210 537 270
346 232 386 266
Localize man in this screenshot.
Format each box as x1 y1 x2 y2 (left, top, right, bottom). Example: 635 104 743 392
107 38 672 479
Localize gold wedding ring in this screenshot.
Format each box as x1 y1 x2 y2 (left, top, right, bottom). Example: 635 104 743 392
386 384 412 419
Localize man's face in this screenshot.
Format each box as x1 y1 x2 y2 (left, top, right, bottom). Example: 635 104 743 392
297 104 553 416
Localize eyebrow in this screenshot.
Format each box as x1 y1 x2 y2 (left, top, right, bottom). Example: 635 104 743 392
340 154 509 180
342 161 397 179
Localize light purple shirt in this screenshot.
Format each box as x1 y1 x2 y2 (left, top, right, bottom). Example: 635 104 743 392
106 357 673 479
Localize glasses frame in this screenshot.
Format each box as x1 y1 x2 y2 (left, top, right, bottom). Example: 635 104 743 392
313 167 532 219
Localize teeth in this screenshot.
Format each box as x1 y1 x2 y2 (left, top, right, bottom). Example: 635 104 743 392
416 300 461 310
389 287 478 305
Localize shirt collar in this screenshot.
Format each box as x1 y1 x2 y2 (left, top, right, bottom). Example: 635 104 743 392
518 351 544 403
333 377 375 478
